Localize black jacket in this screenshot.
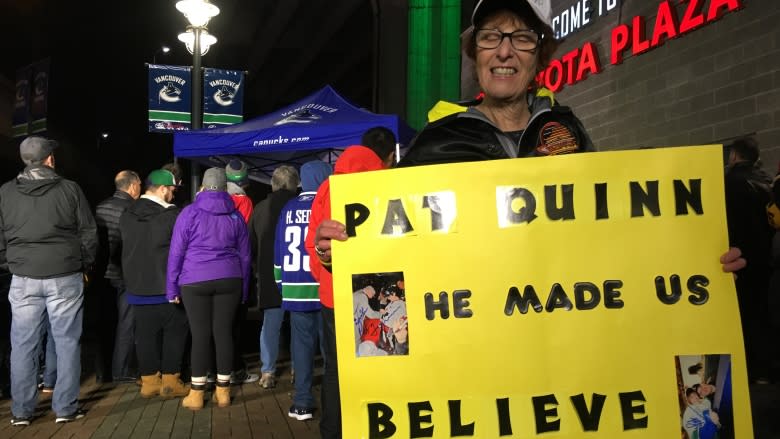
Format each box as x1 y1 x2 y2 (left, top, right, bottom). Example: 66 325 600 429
119 197 180 295
724 161 774 274
95 190 135 280
249 188 297 309
399 97 594 167
0 165 97 278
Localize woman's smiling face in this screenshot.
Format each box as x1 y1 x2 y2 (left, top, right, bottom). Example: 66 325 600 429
475 11 539 104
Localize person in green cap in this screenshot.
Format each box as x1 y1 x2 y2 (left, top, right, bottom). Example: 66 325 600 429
225 159 253 223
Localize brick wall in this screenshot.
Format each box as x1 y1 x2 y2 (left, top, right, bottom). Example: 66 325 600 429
552 0 780 173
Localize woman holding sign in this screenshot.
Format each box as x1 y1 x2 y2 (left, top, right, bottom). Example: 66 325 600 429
312 0 746 277
400 0 594 165
308 0 747 435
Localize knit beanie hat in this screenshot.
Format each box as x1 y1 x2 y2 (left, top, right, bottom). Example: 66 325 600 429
202 167 227 191
225 159 249 185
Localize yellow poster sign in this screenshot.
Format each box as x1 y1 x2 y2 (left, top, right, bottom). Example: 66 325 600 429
330 146 752 438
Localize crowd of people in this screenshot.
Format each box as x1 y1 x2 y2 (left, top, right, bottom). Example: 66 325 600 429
0 141 339 424
0 0 767 437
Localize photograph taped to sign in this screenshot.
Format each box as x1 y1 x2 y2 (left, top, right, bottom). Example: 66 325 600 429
352 272 408 357
677 354 734 439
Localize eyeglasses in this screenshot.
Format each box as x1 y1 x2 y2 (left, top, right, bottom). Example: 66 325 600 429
475 29 540 51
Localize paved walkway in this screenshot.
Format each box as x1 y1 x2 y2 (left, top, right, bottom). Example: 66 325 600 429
2 354 779 438
0 363 322 439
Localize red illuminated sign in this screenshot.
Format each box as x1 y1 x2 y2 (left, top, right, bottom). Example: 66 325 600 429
536 0 744 92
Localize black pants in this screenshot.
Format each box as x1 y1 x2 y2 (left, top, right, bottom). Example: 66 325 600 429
232 303 248 372
181 278 241 377
320 306 341 439
735 267 771 381
91 277 117 381
133 302 189 376
111 281 136 379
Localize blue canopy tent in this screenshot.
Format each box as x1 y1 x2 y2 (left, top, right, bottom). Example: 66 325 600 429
173 85 415 183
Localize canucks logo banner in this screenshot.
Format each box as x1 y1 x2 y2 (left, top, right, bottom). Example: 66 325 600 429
12 66 31 138
148 64 192 132
203 68 244 128
30 58 50 134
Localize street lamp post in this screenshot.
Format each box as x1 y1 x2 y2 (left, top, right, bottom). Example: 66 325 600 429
176 0 219 198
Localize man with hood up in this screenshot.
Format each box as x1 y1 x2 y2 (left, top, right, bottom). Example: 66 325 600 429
274 160 332 420
0 136 97 425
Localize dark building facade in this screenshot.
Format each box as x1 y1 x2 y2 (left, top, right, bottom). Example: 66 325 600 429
544 0 780 171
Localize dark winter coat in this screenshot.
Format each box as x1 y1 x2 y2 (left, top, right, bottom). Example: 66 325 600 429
95 190 135 280
724 161 774 274
0 165 97 278
398 95 594 167
119 196 180 295
249 188 297 309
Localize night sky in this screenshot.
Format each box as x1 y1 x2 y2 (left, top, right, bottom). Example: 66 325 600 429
1 0 375 206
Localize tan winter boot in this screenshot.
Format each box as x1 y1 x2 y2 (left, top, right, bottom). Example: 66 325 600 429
160 373 189 399
213 382 231 408
139 373 162 398
182 386 206 411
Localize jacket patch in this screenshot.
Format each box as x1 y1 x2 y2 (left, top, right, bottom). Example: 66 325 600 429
536 122 580 156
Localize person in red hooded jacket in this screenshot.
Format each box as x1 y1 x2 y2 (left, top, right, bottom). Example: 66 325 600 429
304 127 395 439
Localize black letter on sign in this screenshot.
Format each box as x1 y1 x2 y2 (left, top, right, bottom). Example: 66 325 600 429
504 188 538 224
673 179 703 215
452 290 473 319
424 292 450 320
409 401 434 438
381 199 414 235
630 181 661 217
545 184 575 220
448 400 475 436
603 280 624 309
496 398 513 436
505 286 544 315
655 275 682 304
687 275 709 305
532 394 561 434
345 203 370 237
595 182 609 220
545 283 574 312
574 282 601 310
367 403 396 439
619 391 648 430
570 393 606 431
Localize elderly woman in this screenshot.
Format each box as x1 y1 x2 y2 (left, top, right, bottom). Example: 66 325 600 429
401 0 592 165
166 168 251 410
309 0 745 434
312 0 746 269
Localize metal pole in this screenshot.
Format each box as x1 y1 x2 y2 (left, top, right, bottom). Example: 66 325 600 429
190 27 202 198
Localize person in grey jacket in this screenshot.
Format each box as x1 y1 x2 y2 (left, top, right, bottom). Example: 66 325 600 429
0 136 97 426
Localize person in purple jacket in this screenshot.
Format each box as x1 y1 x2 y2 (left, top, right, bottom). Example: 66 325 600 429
166 168 251 410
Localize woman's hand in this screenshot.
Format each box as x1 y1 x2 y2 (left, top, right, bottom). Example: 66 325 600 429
720 247 746 273
314 219 349 262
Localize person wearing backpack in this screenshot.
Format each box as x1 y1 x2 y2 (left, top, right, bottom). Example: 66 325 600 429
724 137 773 384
